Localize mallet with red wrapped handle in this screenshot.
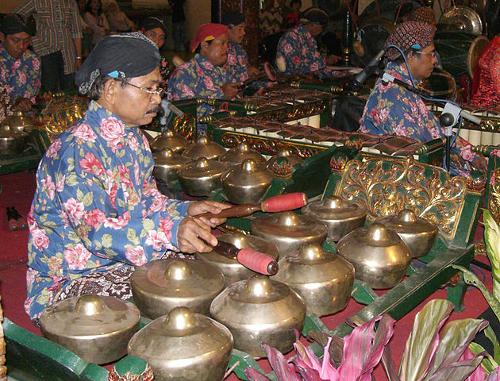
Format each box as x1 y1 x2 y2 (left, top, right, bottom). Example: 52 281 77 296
212 241 279 276
199 192 308 220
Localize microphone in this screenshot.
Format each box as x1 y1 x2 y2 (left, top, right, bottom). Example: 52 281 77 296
351 48 386 90
441 102 481 126
381 73 428 97
160 99 184 126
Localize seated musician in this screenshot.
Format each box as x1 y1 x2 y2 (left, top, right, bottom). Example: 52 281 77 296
0 14 40 112
25 33 228 322
221 12 258 84
359 21 485 176
140 17 170 86
167 23 239 114
276 7 339 78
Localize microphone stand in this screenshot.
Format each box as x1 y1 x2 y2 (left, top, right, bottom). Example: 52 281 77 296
381 73 482 173
160 99 185 133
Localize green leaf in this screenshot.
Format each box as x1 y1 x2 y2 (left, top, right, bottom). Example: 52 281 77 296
67 230 80 242
469 342 498 374
399 299 453 381
66 173 78 187
425 356 484 381
76 188 84 201
82 192 93 207
102 234 112 249
127 228 140 246
452 265 500 322
484 326 500 364
66 157 75 171
425 318 488 379
483 210 500 300
143 219 154 232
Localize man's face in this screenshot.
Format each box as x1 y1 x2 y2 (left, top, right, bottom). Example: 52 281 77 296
228 23 246 44
109 67 162 126
409 43 437 80
201 34 229 66
2 32 31 59
307 23 324 37
144 27 165 49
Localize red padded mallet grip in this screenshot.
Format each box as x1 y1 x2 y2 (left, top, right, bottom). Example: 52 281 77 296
260 192 308 213
237 248 279 275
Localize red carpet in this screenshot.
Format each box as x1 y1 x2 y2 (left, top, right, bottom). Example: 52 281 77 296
0 170 494 380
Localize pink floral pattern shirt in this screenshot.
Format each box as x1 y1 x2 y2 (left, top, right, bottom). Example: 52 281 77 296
26 101 190 319
360 62 483 177
225 41 249 84
0 45 41 104
276 25 326 76
167 53 226 119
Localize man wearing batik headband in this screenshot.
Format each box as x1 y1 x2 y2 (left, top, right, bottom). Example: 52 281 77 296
406 6 436 25
26 33 229 322
359 21 485 176
0 14 40 111
167 22 239 117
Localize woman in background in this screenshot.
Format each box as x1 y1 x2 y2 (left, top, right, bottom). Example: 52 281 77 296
105 0 136 33
83 0 109 47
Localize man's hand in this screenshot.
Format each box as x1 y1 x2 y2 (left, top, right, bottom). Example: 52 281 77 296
13 97 33 112
248 66 260 77
222 83 240 99
188 200 231 227
326 55 342 65
177 217 217 253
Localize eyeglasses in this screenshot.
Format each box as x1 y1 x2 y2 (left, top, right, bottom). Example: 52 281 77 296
415 51 437 58
124 82 165 97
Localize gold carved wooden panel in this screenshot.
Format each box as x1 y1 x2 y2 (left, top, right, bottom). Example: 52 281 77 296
334 155 467 241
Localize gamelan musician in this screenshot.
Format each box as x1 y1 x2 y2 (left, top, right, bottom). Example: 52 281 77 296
221 11 256 84
167 23 239 119
276 7 340 78
359 21 486 177
25 33 229 323
0 14 40 112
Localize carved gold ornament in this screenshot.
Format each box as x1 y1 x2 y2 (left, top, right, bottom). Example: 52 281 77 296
488 168 500 224
335 155 467 240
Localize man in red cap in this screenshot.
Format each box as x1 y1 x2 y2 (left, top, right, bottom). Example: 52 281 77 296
167 23 239 122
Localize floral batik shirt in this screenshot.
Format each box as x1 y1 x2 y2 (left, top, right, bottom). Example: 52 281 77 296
225 41 249 84
167 53 226 120
26 101 190 319
360 62 483 177
159 56 171 89
276 25 327 77
0 45 41 104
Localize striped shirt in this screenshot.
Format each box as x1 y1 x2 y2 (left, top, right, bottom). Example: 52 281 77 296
16 0 82 75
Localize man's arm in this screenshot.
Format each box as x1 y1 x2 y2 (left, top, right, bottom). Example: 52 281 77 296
167 67 196 100
69 1 83 67
74 37 82 68
52 146 186 264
